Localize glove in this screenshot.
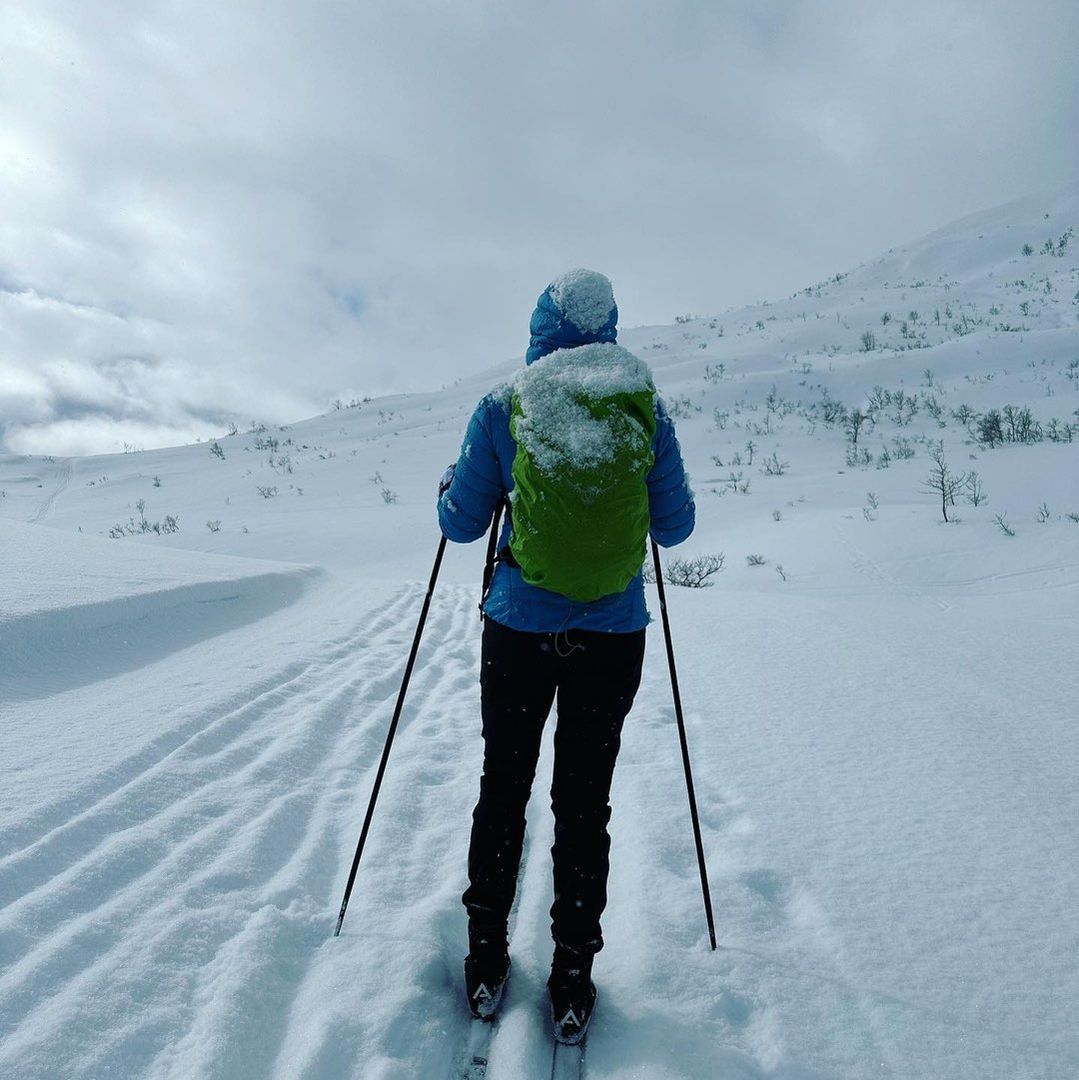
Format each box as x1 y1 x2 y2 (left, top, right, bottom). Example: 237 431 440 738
438 462 456 497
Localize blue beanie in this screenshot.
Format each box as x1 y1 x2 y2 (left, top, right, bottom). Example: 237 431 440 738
525 269 618 365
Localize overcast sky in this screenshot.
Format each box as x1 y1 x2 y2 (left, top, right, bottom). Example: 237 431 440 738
2 1 1078 455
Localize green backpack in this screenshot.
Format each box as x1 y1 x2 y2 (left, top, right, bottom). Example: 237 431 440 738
507 344 657 602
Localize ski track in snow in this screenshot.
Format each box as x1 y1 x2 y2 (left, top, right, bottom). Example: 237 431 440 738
831 524 951 612
0 581 484 1079
25 458 72 525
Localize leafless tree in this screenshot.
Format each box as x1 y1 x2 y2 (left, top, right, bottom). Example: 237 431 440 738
921 442 967 523
964 471 987 506
845 408 868 446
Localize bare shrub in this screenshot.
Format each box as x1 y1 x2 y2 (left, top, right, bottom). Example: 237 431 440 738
109 499 179 537
761 451 789 476
661 553 726 588
921 442 967 523
965 472 987 506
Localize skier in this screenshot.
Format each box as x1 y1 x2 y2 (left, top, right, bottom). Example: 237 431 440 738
436 269 695 1044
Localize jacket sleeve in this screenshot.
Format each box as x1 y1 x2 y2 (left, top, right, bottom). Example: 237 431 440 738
437 396 505 543
647 398 695 547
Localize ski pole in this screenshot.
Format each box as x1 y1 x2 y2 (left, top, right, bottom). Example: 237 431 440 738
479 499 505 616
650 538 718 951
334 534 448 937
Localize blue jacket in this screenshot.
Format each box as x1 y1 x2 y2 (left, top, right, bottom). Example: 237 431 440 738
437 387 695 633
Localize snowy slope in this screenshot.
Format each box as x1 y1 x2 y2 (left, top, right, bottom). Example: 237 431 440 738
1 186 1077 1080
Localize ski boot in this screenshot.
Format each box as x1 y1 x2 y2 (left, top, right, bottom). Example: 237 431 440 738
464 923 510 1021
548 945 596 1045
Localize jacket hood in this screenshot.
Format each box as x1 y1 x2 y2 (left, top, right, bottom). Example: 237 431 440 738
525 269 618 365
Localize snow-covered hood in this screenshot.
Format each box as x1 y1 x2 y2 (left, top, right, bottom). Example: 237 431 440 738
525 269 619 365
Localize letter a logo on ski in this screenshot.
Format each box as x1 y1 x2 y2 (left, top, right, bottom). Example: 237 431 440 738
472 983 492 1003
559 1008 581 1029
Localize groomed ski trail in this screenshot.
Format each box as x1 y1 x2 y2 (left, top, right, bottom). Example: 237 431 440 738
0 579 483 1079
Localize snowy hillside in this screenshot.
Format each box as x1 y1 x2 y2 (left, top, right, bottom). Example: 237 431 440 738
1 186 1077 1080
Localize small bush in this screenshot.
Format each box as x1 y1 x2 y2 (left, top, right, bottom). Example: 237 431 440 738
951 404 977 428
109 499 179 538
761 451 789 476
664 554 726 588
667 395 701 419
745 553 767 566
977 409 1004 447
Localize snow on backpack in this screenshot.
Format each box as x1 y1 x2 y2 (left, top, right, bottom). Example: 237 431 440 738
507 343 657 602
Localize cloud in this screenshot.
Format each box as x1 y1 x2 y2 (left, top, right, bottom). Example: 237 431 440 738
1 0 1077 453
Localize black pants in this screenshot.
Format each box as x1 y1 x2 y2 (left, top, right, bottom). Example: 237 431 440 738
463 616 646 956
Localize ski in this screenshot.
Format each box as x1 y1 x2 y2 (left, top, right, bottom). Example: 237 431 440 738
551 1039 585 1080
453 828 529 1079
460 1017 496 1080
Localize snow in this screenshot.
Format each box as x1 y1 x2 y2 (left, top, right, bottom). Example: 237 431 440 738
512 343 655 474
489 381 513 413
1 185 1078 1079
549 269 616 333
0 517 313 623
